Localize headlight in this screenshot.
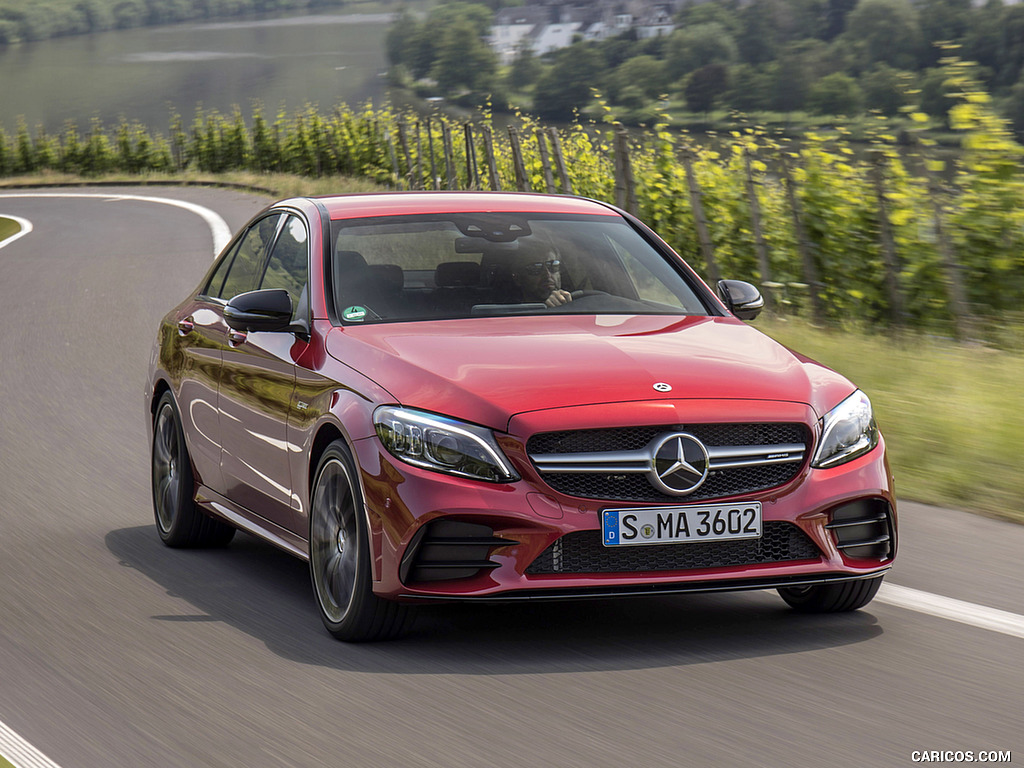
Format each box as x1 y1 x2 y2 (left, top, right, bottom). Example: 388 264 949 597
811 390 879 469
373 406 520 483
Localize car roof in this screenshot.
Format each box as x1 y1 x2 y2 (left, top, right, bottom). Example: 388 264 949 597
310 192 621 221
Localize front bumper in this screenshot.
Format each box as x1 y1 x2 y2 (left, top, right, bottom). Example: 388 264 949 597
352 429 896 603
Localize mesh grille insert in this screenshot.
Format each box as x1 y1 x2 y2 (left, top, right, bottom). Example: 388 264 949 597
526 522 820 575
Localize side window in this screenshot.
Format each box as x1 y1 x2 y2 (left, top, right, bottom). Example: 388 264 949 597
213 214 284 301
203 240 238 299
259 214 309 321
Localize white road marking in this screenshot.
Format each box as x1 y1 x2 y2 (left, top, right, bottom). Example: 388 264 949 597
0 214 33 250
0 721 62 768
0 192 231 255
878 583 1024 640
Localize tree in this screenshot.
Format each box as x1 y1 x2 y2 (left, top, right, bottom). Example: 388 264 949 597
916 0 971 67
842 0 922 71
684 63 729 117
860 64 913 115
725 64 773 112
770 40 830 113
431 17 497 93
666 22 738 80
1006 72 1024 139
532 44 601 120
608 55 668 104
917 67 957 124
807 72 864 115
508 43 540 90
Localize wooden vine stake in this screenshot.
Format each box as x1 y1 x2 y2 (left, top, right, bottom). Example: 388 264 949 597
779 151 826 325
464 123 479 190
441 121 456 190
481 124 501 191
507 126 530 192
680 148 722 285
384 128 401 189
743 149 772 311
928 172 975 340
535 128 556 193
869 150 905 328
613 128 638 215
549 127 573 194
426 117 439 190
397 121 413 190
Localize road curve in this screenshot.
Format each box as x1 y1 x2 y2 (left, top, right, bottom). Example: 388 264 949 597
0 187 1020 768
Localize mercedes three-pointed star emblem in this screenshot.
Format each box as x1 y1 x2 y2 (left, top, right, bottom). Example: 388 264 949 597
648 433 710 495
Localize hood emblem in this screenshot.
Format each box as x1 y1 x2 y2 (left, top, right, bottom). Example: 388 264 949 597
653 382 672 392
649 433 710 495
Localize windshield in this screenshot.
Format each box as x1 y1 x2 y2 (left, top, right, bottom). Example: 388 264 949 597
328 212 710 324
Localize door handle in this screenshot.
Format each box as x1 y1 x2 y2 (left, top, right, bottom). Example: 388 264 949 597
228 330 247 346
177 318 194 335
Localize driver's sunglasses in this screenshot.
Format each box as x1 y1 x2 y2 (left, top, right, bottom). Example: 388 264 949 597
523 259 561 276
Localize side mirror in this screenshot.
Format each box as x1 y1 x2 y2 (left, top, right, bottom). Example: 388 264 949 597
717 280 764 321
224 289 293 332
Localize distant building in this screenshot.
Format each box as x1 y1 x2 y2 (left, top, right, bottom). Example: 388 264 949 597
490 0 678 63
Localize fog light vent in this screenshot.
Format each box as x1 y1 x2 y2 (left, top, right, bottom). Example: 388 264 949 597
826 499 894 561
399 520 517 584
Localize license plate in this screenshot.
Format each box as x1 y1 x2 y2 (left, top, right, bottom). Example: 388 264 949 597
602 502 762 547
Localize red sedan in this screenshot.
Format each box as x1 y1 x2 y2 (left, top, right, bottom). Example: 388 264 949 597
147 192 896 641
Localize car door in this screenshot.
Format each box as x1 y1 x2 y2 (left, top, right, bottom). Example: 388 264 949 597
218 213 310 534
171 216 283 494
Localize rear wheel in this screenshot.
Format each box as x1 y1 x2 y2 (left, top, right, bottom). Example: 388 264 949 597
309 441 411 641
777 576 883 613
151 391 235 548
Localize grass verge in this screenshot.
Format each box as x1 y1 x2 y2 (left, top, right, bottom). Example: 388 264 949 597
0 217 20 241
755 316 1024 523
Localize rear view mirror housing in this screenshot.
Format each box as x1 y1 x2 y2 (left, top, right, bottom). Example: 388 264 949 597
224 289 293 332
717 280 765 321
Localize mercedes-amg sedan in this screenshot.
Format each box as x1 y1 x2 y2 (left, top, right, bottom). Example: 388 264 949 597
147 192 896 641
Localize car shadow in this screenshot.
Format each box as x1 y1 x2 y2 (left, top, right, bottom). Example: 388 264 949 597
107 525 884 674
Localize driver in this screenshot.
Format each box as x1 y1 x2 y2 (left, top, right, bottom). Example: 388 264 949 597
511 240 573 307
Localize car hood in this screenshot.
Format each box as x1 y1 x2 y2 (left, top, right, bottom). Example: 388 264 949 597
325 315 855 432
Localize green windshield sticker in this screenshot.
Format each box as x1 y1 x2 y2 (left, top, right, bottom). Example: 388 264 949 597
343 306 367 322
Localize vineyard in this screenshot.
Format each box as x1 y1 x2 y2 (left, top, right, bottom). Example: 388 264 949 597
1 58 1022 342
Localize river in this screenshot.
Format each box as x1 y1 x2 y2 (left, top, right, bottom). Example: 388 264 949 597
0 9 399 134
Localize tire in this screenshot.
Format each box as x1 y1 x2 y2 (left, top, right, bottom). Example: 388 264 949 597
151 391 235 548
309 441 411 642
778 576 883 613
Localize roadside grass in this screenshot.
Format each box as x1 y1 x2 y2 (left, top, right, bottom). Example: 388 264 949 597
0 216 19 241
755 315 1024 523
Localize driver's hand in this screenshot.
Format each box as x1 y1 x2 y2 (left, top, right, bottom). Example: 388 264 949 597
544 290 573 308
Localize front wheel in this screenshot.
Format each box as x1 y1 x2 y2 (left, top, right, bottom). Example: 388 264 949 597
309 441 411 641
777 576 883 613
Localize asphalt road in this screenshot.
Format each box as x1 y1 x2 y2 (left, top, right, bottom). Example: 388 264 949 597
0 187 1020 768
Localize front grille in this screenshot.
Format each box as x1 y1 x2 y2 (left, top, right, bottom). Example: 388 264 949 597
526 522 821 575
527 423 809 503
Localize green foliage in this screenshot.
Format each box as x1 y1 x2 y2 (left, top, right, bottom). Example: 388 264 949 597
3 57 1024 340
841 0 922 71
806 72 864 115
684 64 729 117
